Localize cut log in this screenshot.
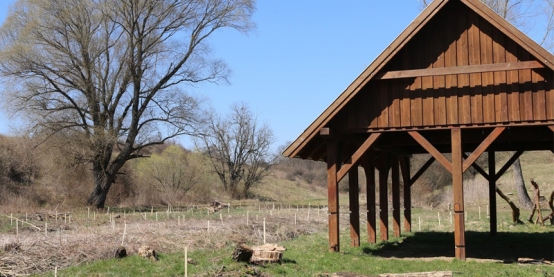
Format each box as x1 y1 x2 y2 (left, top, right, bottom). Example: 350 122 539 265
250 244 286 264
496 186 523 224
232 242 286 264
518 257 552 264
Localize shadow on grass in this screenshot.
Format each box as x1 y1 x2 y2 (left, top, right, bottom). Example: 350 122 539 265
280 258 297 264
364 231 553 261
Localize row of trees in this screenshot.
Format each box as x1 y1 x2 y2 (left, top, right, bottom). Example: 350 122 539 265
0 126 275 210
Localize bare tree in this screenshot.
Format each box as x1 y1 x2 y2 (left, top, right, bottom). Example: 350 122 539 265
197 103 275 199
0 0 256 208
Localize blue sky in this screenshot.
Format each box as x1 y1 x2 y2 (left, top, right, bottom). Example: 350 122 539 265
195 1 424 151
0 1 434 150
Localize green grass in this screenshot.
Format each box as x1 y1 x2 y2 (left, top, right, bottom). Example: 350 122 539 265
15 151 554 276
35 229 553 277
33 206 553 277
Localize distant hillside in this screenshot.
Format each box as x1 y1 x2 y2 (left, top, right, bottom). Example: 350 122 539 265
263 151 554 209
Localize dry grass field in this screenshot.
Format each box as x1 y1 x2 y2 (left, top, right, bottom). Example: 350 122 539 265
1 204 330 276
0 151 553 276
1 199 553 276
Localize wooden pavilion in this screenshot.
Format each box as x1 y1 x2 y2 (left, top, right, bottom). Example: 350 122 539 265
283 0 554 260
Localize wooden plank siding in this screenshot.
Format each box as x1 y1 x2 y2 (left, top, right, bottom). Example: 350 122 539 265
444 1 459 125
492 27 508 122
468 11 484 125
328 1 553 133
457 6 472 125
546 70 554 119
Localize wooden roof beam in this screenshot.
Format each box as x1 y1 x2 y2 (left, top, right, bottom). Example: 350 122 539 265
376 61 543 80
494 150 524 181
462 153 489 180
409 156 436 186
462 127 506 172
336 133 382 182
408 131 452 173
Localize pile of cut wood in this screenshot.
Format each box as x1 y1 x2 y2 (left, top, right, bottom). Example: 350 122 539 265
232 243 286 264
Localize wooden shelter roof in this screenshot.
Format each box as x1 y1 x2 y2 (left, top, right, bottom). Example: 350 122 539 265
283 0 554 161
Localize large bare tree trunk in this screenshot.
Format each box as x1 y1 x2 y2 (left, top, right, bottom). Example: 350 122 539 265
87 152 118 209
87 169 115 209
512 157 534 209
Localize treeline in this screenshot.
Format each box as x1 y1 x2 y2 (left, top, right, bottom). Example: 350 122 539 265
0 132 486 211
0 135 223 210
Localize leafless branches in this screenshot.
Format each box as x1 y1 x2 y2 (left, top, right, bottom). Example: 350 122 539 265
197 103 276 199
0 0 256 208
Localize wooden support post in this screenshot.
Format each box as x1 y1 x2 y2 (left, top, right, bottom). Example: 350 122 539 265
451 128 466 260
327 140 340 252
364 153 377 244
488 150 497 236
379 153 390 242
349 167 360 247
391 155 401 238
400 156 412 233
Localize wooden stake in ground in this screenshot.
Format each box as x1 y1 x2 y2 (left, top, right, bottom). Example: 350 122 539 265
121 222 127 245
263 218 266 244
184 246 188 277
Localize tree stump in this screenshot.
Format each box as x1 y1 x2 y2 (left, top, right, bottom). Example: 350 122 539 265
114 246 127 259
250 244 286 264
138 245 158 261
232 243 286 264
232 243 253 262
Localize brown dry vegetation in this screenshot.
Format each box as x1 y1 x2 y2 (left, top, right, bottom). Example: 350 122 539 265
1 135 553 214
0 205 328 276
1 136 553 276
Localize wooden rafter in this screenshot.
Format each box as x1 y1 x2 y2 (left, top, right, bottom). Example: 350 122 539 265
410 156 436 186
494 150 524 181
408 131 452 173
462 153 489 180
467 150 524 181
376 61 543 80
337 133 382 182
462 127 506 172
